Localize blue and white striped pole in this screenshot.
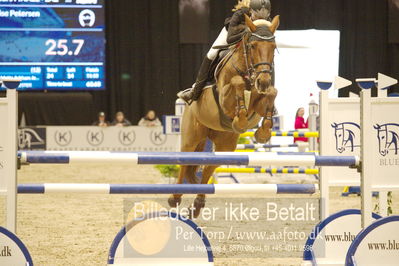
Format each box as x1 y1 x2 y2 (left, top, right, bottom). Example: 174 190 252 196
18 151 359 167
17 184 318 195
216 167 319 175
235 143 309 150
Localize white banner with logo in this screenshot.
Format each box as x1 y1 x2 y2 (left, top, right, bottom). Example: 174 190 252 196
45 126 179 151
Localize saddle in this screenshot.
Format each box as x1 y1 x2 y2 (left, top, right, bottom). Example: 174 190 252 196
206 46 237 86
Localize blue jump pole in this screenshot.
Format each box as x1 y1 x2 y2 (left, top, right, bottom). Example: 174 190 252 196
17 184 318 195
18 151 359 167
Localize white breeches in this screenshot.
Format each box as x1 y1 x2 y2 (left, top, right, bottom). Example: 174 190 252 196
206 27 228 60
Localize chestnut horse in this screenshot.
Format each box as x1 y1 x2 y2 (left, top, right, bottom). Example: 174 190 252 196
169 15 280 217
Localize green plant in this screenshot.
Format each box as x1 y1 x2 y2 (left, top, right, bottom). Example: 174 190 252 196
237 137 250 144
155 165 179 178
373 191 393 215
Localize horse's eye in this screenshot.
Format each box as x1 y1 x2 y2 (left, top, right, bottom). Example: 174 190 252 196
339 134 342 137
382 136 385 139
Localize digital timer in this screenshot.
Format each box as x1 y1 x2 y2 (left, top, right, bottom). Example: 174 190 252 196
0 1 105 91
45 39 85 56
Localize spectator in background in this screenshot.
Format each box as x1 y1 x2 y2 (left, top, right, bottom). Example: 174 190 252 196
92 112 109 127
138 110 162 127
294 107 308 143
111 111 132 127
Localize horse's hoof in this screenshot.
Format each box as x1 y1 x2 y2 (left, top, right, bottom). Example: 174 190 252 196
232 121 247 134
254 129 271 143
263 118 273 129
188 198 206 219
168 196 181 208
194 197 206 208
188 205 203 219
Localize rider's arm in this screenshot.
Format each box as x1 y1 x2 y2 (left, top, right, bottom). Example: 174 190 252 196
226 8 250 44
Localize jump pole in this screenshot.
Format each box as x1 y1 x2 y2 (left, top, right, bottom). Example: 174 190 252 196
235 143 309 150
18 151 359 167
240 131 319 138
17 183 318 195
215 167 319 175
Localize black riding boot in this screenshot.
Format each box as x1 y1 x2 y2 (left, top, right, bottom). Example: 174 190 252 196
178 57 213 104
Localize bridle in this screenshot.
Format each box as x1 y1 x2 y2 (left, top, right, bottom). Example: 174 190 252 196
231 30 277 121
232 31 276 90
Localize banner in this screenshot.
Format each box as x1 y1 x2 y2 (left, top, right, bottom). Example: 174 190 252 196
21 126 179 152
18 127 46 150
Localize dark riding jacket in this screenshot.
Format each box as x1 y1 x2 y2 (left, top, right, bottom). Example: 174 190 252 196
225 8 250 44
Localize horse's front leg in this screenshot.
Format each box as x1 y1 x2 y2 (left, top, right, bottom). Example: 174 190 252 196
231 76 249 133
254 86 278 143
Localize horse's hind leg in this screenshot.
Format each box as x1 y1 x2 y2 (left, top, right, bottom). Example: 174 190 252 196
169 140 206 207
191 131 239 218
168 107 208 208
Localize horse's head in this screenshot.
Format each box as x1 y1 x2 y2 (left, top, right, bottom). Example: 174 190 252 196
374 124 388 156
330 123 346 153
244 14 279 94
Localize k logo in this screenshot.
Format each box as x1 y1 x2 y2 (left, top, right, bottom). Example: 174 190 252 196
54 131 72 146
150 130 167 146
87 129 104 146
118 129 136 146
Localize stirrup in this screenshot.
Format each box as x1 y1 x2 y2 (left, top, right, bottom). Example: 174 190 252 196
177 88 194 105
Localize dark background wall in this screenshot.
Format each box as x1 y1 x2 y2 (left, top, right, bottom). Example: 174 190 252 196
20 0 399 125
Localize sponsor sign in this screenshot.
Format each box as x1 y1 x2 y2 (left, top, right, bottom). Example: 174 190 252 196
18 127 46 150
46 126 179 151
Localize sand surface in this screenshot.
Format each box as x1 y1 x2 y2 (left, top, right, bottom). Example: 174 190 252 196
3 163 397 266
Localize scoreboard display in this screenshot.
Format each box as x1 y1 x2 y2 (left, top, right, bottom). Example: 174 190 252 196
0 0 105 90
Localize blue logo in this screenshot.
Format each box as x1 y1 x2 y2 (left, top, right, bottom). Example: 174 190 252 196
374 123 399 156
331 122 360 153
171 118 180 133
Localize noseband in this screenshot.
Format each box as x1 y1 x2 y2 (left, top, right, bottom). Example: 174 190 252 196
232 31 276 89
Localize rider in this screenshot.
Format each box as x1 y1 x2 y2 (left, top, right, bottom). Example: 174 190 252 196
178 0 272 104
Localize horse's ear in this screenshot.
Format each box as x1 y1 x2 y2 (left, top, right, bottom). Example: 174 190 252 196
269 15 280 34
374 124 380 129
245 14 257 32
331 123 337 128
